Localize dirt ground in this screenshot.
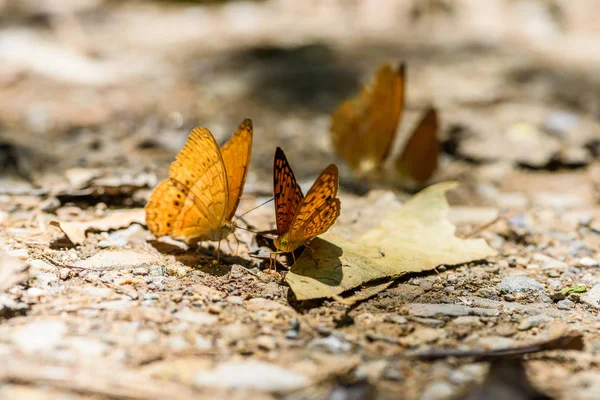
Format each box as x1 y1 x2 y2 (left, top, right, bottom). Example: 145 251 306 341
1 1 600 399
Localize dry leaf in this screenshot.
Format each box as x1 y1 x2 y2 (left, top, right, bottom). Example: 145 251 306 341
286 182 496 300
50 209 145 244
0 252 30 293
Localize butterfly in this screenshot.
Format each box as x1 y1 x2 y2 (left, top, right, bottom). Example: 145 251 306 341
145 119 252 261
330 63 439 183
271 147 341 270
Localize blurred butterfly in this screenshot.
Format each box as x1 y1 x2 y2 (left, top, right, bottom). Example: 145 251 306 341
145 119 252 261
271 147 340 270
330 63 439 183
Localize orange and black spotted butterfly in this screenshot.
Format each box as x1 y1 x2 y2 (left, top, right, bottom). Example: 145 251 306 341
330 62 439 183
145 119 252 261
271 147 340 269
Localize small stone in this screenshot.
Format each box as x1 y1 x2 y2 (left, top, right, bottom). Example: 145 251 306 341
452 316 482 326
132 267 148 276
59 268 70 280
421 381 454 400
194 361 309 392
498 276 544 294
569 293 581 303
533 253 567 270
577 257 599 268
494 324 517 337
308 335 351 353
557 299 574 310
410 317 445 327
547 279 562 290
148 265 164 276
285 329 300 340
518 314 553 331
226 296 243 305
175 309 218 325
257 335 276 351
168 336 189 351
7 249 29 260
581 285 600 308
385 315 408 324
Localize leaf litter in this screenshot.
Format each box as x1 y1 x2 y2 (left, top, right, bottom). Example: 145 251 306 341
286 182 496 300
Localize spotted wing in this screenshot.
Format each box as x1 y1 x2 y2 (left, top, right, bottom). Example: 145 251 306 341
395 107 439 182
273 147 304 236
220 118 253 221
330 63 405 175
145 127 228 243
286 164 340 248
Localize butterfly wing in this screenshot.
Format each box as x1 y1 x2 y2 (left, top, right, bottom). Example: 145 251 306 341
285 164 340 249
273 147 304 236
145 127 228 243
330 63 405 176
395 107 439 182
220 118 253 221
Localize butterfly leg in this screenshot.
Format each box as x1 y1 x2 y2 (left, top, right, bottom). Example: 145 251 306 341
291 250 297 267
216 240 222 264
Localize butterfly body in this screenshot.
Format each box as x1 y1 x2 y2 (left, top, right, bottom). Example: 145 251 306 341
145 119 253 256
271 147 340 268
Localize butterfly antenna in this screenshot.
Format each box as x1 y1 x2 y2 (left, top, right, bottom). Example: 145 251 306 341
236 197 274 220
231 223 275 240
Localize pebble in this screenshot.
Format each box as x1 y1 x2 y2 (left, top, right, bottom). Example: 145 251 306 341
174 309 218 325
168 336 189 351
36 272 59 287
452 316 482 326
577 257 599 268
581 284 600 309
447 364 486 385
385 315 408 325
59 268 70 280
148 265 164 276
226 296 243 305
497 276 544 294
285 329 300 340
557 299 575 310
194 361 309 392
547 278 562 290
476 288 497 298
308 335 351 354
411 317 444 327
518 314 553 331
132 267 148 276
257 335 277 351
533 253 566 270
7 248 29 260
421 381 454 400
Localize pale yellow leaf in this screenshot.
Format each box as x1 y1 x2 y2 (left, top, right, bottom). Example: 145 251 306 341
286 182 496 300
50 209 145 245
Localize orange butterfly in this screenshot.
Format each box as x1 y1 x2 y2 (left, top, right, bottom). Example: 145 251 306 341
145 119 252 260
330 63 439 183
271 147 340 270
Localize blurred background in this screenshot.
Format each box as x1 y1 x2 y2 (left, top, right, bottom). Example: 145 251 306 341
0 0 599 207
